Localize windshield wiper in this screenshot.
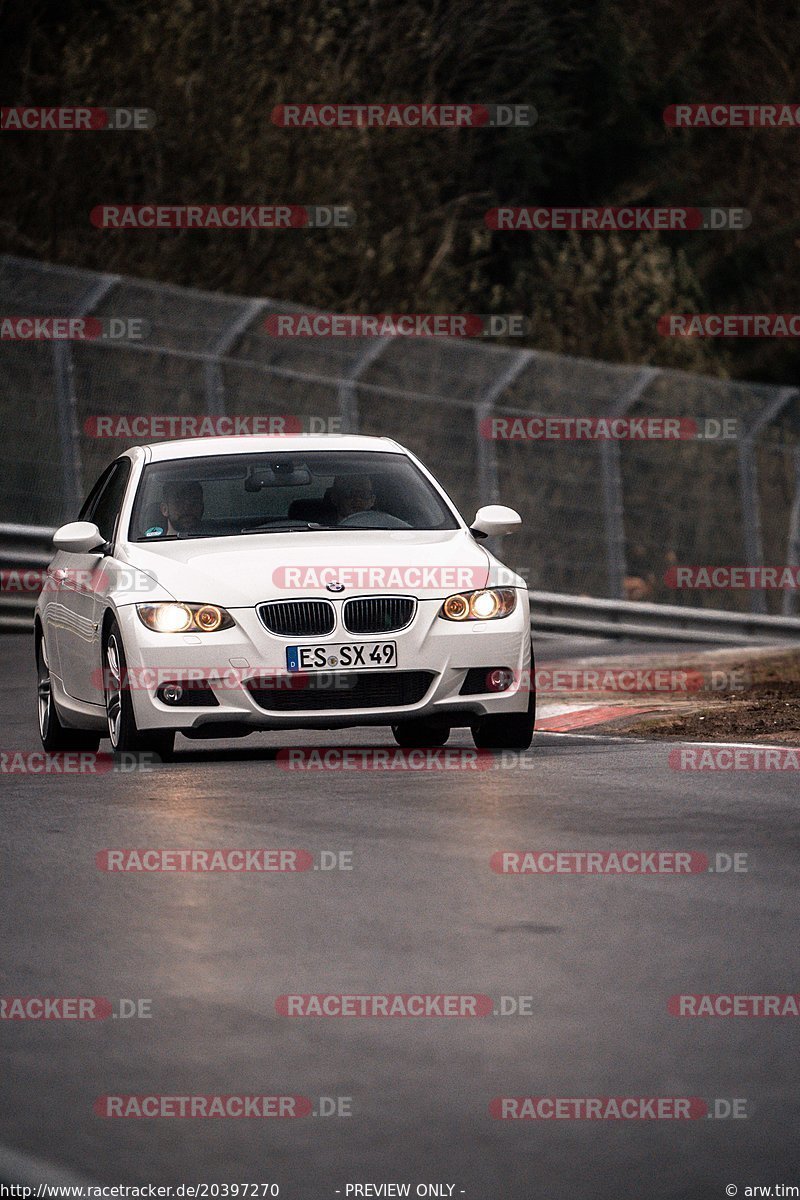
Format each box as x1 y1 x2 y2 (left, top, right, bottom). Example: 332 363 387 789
242 522 341 533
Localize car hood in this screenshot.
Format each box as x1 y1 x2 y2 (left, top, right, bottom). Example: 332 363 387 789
120 528 499 607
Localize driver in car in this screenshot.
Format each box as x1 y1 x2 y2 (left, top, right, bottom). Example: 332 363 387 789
330 475 376 522
160 480 205 535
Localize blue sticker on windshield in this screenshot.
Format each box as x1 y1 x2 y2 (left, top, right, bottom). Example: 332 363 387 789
145 526 165 537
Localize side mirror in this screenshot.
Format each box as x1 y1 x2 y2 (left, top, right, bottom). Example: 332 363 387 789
470 504 522 539
52 521 107 555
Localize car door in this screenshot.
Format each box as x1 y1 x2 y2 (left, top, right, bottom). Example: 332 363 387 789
57 458 131 703
45 463 113 683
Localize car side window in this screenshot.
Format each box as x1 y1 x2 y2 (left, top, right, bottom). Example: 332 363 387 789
86 460 132 545
78 464 116 523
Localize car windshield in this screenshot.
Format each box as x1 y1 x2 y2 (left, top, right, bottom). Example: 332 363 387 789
129 450 460 541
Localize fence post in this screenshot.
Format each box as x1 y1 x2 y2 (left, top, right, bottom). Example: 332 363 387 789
52 273 118 521
599 440 626 601
784 445 800 616
737 387 797 615
336 340 390 434
474 351 531 555
600 367 660 600
204 298 268 417
52 342 82 520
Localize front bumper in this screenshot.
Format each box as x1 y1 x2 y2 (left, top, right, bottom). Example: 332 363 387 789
115 594 532 732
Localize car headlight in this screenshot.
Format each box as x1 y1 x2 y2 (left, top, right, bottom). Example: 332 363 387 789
438 588 517 621
136 603 235 634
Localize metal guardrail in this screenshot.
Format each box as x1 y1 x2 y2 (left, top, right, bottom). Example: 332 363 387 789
528 590 800 645
2 524 800 644
0 522 55 631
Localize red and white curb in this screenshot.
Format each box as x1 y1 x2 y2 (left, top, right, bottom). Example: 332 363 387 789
535 702 658 733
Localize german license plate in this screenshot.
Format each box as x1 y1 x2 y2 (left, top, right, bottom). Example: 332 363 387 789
286 641 397 672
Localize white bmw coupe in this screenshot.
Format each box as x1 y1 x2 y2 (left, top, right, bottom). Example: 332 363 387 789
35 435 534 757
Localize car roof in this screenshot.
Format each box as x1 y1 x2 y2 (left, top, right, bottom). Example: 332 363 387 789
142 434 404 462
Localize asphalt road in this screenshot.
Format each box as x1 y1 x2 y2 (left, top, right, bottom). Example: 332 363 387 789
1 631 799 1197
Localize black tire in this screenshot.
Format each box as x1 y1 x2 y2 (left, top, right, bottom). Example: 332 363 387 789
36 632 101 752
471 660 536 751
103 620 175 760
391 720 450 748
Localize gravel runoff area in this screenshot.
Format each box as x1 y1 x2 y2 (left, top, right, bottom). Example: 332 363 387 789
537 646 800 745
